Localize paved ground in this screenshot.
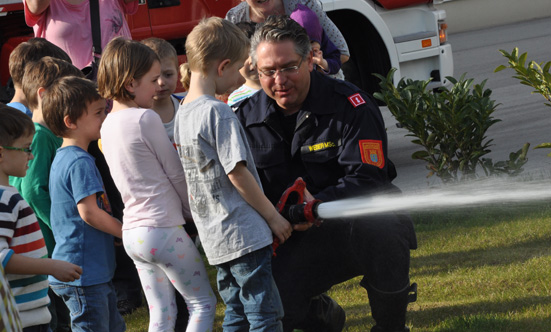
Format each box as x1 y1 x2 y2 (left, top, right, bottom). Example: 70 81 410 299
385 16 551 192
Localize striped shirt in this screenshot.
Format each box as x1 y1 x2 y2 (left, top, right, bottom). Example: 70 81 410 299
227 85 259 107
0 186 50 328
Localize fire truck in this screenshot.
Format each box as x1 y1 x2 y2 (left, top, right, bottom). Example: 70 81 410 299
0 0 453 102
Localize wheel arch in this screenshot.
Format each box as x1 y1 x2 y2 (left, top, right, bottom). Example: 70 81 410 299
327 1 400 94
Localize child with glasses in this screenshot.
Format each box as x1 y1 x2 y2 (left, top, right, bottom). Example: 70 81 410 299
0 104 82 331
9 56 84 332
176 17 292 332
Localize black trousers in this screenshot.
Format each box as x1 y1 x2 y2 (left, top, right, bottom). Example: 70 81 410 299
272 213 415 331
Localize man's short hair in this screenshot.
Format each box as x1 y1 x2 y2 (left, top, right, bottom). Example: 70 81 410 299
141 37 178 68
42 76 103 137
98 37 160 102
9 38 71 88
21 57 83 111
250 15 312 66
236 21 258 40
0 104 35 146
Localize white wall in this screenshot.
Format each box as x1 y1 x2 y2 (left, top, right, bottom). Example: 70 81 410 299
435 0 551 33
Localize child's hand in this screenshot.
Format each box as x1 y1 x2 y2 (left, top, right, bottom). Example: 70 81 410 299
51 260 82 282
312 49 329 73
266 213 293 244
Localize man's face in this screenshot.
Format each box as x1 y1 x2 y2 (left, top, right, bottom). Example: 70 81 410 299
256 40 313 115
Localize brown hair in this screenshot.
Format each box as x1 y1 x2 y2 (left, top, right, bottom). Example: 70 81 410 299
141 37 178 68
0 104 35 146
9 38 71 88
180 17 249 90
42 76 103 137
97 37 160 101
21 57 83 111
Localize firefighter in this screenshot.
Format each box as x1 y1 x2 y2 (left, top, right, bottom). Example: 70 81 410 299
233 15 417 332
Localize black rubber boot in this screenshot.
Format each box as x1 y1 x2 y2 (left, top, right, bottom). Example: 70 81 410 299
298 294 346 332
366 283 417 332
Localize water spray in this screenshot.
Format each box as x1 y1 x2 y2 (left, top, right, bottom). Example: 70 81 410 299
278 177 551 224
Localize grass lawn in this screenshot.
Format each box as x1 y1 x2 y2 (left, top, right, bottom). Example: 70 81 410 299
124 201 551 331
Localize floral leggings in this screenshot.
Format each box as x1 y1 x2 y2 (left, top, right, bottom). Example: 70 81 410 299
123 225 216 332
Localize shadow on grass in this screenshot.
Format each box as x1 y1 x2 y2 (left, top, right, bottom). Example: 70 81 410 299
411 236 551 276
342 295 551 331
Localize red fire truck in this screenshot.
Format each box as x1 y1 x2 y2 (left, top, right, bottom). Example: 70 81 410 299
0 0 453 102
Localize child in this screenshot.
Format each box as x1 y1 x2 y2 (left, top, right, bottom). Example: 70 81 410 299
0 104 82 330
97 37 216 332
227 21 262 107
9 56 82 332
290 4 342 78
11 56 83 263
141 36 195 331
42 76 125 332
7 37 72 117
141 37 182 143
175 17 292 331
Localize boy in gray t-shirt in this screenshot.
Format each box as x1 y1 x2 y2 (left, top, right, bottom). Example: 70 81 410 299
174 17 293 332
176 95 275 264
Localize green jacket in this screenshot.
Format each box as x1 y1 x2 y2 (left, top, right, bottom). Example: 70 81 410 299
10 123 62 256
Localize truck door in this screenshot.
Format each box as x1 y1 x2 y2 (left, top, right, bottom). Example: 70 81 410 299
126 0 240 42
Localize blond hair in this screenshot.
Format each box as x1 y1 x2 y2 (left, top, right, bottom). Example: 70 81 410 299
141 37 178 68
97 37 159 101
180 17 249 90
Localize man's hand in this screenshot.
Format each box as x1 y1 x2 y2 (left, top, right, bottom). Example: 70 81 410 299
50 260 82 282
290 187 316 231
293 222 313 232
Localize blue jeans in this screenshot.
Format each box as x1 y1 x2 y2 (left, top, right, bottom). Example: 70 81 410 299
216 245 284 332
50 282 125 332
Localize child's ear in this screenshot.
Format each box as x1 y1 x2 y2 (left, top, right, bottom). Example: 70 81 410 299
63 115 77 130
306 51 315 72
37 87 46 107
217 59 231 77
125 79 136 94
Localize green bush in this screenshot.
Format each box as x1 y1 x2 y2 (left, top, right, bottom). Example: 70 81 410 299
374 69 528 183
495 48 551 153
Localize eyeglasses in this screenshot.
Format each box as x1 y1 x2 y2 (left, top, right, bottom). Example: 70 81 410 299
258 58 303 79
2 146 32 155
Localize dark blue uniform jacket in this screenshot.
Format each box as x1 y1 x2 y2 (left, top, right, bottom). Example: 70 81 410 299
234 70 400 205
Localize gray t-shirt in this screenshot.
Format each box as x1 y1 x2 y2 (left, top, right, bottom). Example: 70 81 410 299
174 95 273 265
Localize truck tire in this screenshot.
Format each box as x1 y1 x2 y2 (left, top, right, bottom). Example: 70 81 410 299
328 10 391 98
0 77 15 104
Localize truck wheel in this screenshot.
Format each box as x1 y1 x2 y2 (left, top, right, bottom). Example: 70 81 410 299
329 10 391 98
0 77 15 104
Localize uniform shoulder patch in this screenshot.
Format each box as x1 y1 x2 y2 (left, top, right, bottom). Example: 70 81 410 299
358 139 385 168
348 93 366 108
